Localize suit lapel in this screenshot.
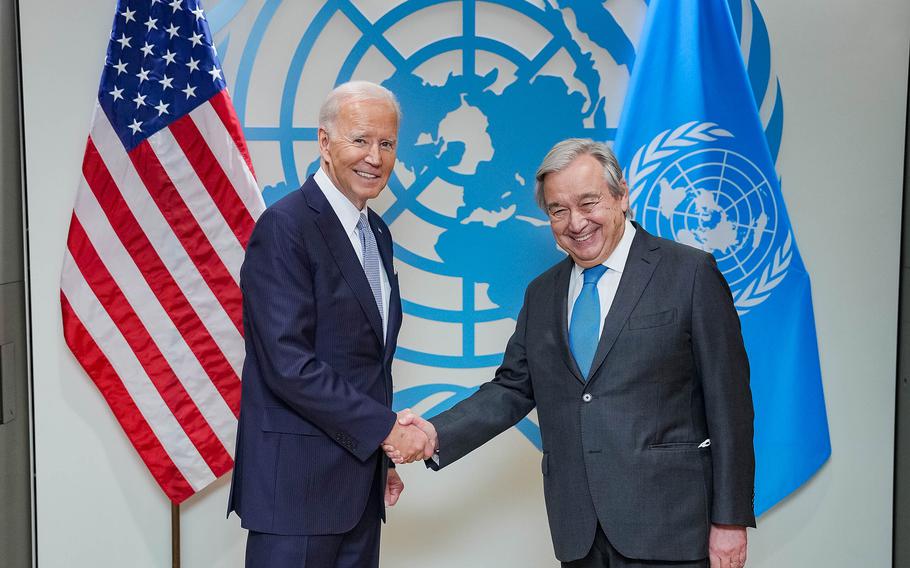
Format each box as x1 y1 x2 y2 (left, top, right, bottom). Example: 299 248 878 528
587 227 661 383
551 258 585 383
304 179 384 345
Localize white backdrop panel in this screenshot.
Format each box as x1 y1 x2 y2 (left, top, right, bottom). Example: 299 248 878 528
19 0 908 566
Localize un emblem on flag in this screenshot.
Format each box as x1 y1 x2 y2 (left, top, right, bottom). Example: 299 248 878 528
626 121 792 314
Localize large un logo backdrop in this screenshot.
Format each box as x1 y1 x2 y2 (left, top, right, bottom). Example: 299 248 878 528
208 0 782 449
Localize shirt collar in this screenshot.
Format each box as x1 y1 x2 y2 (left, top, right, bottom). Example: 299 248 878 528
314 167 367 236
572 219 637 277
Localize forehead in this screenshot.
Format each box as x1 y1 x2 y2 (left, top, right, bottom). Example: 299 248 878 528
336 99 399 130
543 155 610 203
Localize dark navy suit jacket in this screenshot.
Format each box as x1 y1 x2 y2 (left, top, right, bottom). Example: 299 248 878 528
228 175 402 535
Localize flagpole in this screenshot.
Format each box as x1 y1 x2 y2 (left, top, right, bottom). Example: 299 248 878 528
171 502 180 568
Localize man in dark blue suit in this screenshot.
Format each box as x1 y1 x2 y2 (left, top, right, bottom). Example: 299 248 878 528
228 81 431 567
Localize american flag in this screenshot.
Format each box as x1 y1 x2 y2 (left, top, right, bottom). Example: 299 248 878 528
60 0 263 503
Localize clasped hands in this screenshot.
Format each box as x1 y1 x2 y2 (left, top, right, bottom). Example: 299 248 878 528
381 409 437 464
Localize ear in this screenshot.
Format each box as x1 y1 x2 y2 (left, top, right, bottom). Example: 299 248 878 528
619 180 630 212
317 127 331 163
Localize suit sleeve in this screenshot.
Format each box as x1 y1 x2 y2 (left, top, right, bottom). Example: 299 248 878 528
692 253 756 527
241 208 396 462
428 288 537 469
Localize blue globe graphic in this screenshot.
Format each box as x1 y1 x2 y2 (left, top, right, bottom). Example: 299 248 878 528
214 0 782 448
230 0 634 370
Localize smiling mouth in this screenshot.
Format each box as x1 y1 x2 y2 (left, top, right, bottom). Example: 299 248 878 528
571 231 596 243
355 170 380 180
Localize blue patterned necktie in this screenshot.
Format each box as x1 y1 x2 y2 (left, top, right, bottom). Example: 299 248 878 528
569 264 608 379
357 214 384 323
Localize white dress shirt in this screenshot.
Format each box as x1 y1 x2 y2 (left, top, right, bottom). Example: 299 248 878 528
314 167 391 339
566 220 636 338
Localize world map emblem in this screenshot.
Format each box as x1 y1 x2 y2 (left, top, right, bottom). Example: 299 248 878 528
626 121 792 314
211 0 785 434
228 0 636 372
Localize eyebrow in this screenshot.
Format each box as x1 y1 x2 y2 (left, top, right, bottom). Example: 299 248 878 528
547 192 601 208
345 132 397 143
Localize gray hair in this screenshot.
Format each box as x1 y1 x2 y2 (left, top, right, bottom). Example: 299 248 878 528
318 81 401 135
534 138 628 217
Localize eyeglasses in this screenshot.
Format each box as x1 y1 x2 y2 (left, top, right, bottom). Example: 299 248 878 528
546 195 611 223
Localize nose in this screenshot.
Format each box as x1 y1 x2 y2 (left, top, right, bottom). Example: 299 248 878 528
567 209 587 233
364 142 381 167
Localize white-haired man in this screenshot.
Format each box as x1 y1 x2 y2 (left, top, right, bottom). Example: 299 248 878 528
393 139 755 568
229 81 432 567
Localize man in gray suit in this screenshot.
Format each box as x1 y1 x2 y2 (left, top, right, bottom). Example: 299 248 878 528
389 139 755 568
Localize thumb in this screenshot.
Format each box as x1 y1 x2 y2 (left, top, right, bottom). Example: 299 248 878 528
397 410 416 425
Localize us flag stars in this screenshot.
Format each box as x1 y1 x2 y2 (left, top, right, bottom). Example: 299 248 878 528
99 0 226 151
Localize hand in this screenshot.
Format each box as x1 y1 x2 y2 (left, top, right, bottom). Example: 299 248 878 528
385 468 404 506
383 409 437 463
399 409 438 458
382 413 429 464
708 524 747 568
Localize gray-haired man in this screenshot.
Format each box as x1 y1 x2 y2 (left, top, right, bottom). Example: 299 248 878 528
392 139 755 568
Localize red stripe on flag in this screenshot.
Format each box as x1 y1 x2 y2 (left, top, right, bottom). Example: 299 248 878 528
169 115 256 247
209 90 257 179
61 292 197 504
128 139 244 333
82 139 241 416
66 217 234 477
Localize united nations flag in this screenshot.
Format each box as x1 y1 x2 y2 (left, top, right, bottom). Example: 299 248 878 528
614 0 831 515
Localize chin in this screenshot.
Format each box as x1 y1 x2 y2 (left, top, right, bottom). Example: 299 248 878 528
570 246 602 263
363 186 385 200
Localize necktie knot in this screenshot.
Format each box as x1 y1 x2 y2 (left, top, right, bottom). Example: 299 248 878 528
582 264 608 285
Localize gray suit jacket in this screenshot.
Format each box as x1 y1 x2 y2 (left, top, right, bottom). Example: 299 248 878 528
429 224 755 562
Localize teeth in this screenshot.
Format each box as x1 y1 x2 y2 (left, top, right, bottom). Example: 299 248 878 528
355 171 378 179
573 233 592 242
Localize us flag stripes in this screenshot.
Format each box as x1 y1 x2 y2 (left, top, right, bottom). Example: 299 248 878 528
61 0 264 503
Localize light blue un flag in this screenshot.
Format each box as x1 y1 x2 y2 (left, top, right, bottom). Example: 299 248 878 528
614 0 830 515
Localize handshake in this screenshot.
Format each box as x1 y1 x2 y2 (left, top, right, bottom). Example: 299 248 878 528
381 409 438 464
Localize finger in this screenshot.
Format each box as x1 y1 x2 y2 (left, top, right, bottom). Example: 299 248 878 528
388 483 402 506
709 553 721 568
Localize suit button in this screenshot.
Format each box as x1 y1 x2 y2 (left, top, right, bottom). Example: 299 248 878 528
582 393 592 402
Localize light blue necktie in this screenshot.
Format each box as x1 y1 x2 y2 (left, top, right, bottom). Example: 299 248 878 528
357 214 384 323
569 264 608 379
